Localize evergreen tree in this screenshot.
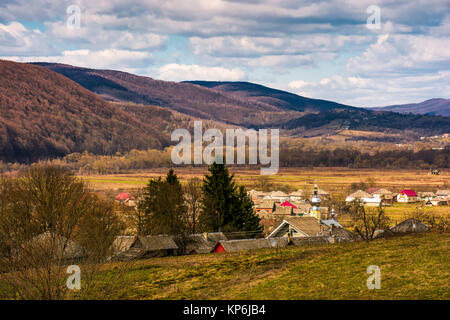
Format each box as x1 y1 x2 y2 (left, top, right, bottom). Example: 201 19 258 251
200 162 261 235
138 169 187 236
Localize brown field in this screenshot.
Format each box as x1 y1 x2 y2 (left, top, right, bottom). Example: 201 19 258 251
82 167 450 193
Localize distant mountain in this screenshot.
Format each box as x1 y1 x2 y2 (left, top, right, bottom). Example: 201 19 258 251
0 60 179 162
372 98 450 116
30 63 449 134
184 81 356 112
31 63 286 127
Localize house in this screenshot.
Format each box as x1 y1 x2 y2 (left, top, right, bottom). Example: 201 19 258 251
345 190 371 203
363 197 382 207
289 190 304 202
430 196 448 206
214 238 289 253
112 235 178 260
397 190 418 203
267 216 325 238
115 192 134 201
138 235 179 257
372 188 395 205
436 190 450 197
248 190 266 201
111 236 143 260
289 236 329 246
319 226 359 243
418 192 435 201
390 218 429 234
293 203 312 216
273 205 293 216
270 191 289 202
320 219 343 229
27 232 84 261
255 200 276 214
317 189 330 200
366 187 381 194
185 232 228 254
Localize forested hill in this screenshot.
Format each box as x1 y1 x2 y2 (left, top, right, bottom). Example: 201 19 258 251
0 60 177 162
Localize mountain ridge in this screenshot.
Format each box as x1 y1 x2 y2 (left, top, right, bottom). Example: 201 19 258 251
371 98 450 117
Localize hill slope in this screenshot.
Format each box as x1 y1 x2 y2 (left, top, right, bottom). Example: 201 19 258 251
0 60 179 162
184 80 356 112
29 63 450 136
48 233 448 300
31 63 289 127
372 98 450 116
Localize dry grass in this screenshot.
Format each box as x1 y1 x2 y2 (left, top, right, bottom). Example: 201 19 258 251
81 233 449 300
81 167 449 193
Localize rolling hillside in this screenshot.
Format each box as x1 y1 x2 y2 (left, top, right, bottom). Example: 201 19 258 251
31 63 290 127
35 63 450 135
0 60 181 162
372 98 450 117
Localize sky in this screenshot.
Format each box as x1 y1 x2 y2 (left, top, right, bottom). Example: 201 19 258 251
0 0 449 107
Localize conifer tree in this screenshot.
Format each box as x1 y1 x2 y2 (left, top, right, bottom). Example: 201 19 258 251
139 169 187 236
200 162 261 235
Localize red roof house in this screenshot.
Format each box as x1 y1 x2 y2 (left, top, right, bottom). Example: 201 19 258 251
280 201 297 209
399 190 417 197
115 192 134 201
397 189 418 203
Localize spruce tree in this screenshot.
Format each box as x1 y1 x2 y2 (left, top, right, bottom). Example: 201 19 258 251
200 162 261 235
138 169 187 236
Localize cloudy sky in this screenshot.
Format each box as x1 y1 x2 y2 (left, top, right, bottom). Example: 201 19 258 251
1 0 449 107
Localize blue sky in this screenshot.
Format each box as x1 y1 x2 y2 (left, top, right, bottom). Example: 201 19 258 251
1 0 449 107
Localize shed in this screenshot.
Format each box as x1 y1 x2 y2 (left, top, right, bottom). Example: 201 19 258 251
267 216 324 238
185 232 228 254
214 238 288 253
390 218 429 234
137 235 179 257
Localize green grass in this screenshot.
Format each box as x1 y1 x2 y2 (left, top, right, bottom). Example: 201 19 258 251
105 233 449 300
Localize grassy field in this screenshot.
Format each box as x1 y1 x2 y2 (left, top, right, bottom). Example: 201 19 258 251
82 167 450 192
99 233 449 300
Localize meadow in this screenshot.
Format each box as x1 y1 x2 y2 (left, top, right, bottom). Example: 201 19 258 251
95 233 449 300
82 167 450 192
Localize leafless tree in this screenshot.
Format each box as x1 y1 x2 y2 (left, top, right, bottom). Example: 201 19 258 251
183 178 203 234
0 165 127 300
348 201 390 241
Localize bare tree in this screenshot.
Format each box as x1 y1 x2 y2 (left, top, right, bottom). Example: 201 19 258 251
0 165 126 300
184 178 203 234
348 201 390 241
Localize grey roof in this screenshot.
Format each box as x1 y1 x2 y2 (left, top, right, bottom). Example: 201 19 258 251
257 200 277 210
289 236 328 246
137 235 178 251
390 218 430 233
112 236 138 254
217 238 288 252
320 219 343 228
186 232 228 254
268 216 323 238
29 232 84 259
319 227 359 242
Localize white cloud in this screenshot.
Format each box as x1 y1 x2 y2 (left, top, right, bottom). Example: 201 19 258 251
0 22 53 55
157 63 246 81
2 49 153 70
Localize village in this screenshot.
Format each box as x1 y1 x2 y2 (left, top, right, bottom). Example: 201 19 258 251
107 184 449 261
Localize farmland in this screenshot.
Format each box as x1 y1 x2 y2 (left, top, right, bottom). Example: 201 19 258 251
82 167 450 192
89 233 449 300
